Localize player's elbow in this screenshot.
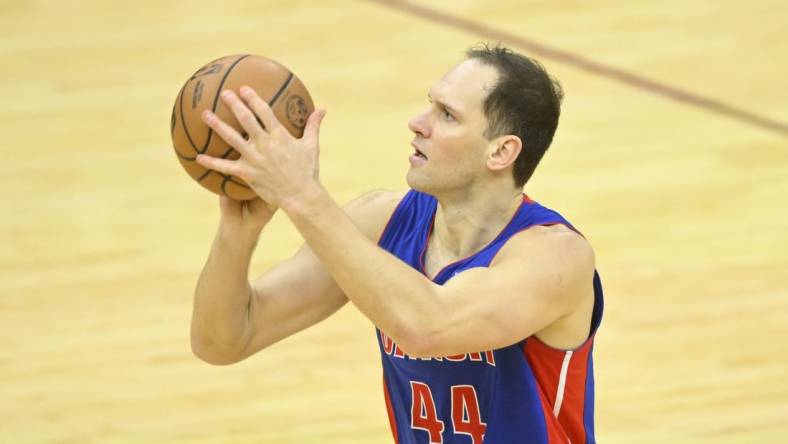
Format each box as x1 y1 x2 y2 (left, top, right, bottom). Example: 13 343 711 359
397 338 437 359
390 290 455 358
392 321 448 359
190 332 245 366
399 333 460 359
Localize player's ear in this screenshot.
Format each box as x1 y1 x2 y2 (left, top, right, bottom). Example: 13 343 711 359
486 135 522 172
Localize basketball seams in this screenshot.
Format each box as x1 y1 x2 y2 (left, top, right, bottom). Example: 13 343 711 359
172 84 198 161
204 55 252 199
220 147 235 159
201 54 251 154
176 54 249 157
178 79 199 155
175 150 196 161
216 66 292 198
221 175 252 199
197 170 213 182
269 72 294 107
175 54 251 197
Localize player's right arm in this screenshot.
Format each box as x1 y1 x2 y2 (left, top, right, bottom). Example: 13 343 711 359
190 190 403 365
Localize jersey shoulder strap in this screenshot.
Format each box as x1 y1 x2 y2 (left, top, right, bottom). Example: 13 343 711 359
377 190 435 252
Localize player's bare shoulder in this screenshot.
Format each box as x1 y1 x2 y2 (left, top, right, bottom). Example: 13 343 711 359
493 223 595 283
343 190 408 241
490 223 596 348
526 225 598 346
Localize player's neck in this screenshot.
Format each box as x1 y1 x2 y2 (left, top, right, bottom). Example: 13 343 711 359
432 184 523 260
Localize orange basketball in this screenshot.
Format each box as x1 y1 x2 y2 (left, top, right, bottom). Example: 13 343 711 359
170 54 314 200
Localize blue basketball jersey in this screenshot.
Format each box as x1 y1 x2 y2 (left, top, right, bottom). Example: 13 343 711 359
376 190 604 444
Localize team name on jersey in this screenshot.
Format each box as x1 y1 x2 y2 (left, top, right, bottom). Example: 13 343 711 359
379 331 496 367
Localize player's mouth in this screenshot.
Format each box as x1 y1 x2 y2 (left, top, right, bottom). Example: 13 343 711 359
411 141 428 159
409 141 428 167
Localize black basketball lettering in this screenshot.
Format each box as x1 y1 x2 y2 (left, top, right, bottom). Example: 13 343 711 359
189 63 223 80
192 80 204 109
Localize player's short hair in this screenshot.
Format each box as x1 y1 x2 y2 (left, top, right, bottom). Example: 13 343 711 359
466 44 563 188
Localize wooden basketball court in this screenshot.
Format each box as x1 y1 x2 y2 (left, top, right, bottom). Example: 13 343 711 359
2 1 786 442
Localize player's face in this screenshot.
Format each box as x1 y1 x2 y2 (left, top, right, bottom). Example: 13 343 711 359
406 59 499 196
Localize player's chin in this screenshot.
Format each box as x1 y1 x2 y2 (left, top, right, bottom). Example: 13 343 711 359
405 171 431 194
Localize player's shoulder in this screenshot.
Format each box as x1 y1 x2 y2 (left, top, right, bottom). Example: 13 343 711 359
495 223 595 272
344 189 406 211
342 189 408 241
491 225 596 315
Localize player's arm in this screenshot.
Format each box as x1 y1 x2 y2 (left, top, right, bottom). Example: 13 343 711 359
190 190 403 365
414 226 595 355
192 88 593 357
284 187 595 358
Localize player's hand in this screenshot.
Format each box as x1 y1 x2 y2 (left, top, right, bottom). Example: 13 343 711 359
195 86 326 211
217 196 276 238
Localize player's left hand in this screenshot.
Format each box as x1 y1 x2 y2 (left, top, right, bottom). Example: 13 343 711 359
195 86 326 211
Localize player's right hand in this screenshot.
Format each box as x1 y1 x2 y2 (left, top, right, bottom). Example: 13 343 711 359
218 196 276 238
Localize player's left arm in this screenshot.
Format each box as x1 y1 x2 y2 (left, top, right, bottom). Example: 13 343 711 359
195 87 594 357
284 186 595 358
423 225 595 356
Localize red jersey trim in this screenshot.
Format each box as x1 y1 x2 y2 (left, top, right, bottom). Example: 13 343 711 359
524 336 595 444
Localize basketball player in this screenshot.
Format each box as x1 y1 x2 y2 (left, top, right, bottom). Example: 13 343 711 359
191 45 603 443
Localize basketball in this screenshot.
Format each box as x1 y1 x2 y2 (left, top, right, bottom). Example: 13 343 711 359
170 54 315 200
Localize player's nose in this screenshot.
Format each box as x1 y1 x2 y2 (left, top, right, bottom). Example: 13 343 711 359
408 109 431 138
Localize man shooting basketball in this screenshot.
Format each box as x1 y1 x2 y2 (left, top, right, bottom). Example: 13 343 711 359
191 45 603 443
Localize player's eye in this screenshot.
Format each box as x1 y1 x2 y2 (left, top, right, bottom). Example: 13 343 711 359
440 108 454 121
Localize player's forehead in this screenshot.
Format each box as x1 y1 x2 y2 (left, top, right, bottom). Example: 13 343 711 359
428 59 499 115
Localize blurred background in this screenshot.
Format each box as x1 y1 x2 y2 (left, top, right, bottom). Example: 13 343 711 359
1 0 786 442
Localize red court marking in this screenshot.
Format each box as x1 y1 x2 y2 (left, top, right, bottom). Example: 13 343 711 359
367 0 788 137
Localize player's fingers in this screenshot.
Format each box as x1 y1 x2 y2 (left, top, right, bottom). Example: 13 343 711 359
239 86 283 135
303 109 326 143
196 154 245 179
218 89 267 141
201 109 256 160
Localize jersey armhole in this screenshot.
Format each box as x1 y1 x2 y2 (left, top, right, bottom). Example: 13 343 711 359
376 190 414 245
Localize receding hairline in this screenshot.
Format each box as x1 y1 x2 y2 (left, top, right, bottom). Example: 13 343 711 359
427 59 500 120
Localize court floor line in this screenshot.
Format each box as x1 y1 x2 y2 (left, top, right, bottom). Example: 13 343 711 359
368 0 788 137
